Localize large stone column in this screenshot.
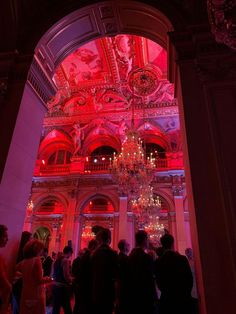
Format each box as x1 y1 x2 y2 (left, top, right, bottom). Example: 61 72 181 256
170 28 236 314
172 176 187 254
63 189 78 248
73 215 82 257
49 225 59 254
0 53 56 273
127 212 135 249
118 196 128 241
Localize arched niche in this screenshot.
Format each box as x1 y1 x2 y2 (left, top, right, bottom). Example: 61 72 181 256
33 194 68 214
81 193 116 214
83 196 114 213
33 226 51 249
82 134 121 156
38 129 74 161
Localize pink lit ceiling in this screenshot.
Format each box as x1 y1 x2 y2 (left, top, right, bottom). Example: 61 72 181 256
49 35 174 116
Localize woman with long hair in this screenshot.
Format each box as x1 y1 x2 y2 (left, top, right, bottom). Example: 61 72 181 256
16 239 52 314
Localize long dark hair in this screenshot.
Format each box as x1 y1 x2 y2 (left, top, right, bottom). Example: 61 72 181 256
17 231 32 263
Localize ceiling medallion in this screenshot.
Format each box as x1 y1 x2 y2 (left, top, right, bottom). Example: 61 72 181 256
128 68 159 96
208 0 236 50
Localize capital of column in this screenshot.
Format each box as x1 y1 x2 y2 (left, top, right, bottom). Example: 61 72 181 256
172 185 184 197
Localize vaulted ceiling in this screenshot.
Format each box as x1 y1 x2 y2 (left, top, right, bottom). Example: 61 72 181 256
49 34 174 117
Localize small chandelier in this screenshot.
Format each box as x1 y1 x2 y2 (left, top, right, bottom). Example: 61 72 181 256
81 225 95 241
132 186 164 245
144 214 165 246
27 197 34 211
111 128 156 195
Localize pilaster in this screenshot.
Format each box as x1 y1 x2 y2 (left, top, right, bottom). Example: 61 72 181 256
172 176 186 254
170 26 236 314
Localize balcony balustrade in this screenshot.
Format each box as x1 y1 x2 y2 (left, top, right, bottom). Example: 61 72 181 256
35 153 183 176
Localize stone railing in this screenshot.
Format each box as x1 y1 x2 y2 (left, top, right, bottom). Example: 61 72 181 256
34 153 183 176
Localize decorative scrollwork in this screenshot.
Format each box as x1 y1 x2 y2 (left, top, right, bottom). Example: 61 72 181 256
128 68 159 96
208 0 236 50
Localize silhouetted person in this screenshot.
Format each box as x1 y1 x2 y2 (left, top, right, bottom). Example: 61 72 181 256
0 225 11 313
155 234 193 314
52 246 73 314
42 247 53 277
91 228 118 314
185 248 198 314
116 240 130 314
15 239 52 314
73 239 97 314
128 230 158 314
12 231 32 314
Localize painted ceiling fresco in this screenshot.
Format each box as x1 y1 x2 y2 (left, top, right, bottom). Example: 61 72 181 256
49 35 175 116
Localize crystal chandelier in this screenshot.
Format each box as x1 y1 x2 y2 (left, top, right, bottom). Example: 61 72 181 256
131 185 164 245
81 225 95 241
111 127 156 195
131 185 161 226
144 214 165 246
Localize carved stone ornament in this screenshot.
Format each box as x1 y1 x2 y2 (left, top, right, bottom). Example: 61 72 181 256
128 68 159 96
208 0 236 50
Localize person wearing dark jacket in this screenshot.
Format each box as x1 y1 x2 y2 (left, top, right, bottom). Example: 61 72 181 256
73 239 97 314
155 234 193 314
116 239 130 314
128 230 158 314
91 228 118 314
52 246 73 314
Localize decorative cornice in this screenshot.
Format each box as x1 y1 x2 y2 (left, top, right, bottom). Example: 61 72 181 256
32 178 79 188
27 56 57 105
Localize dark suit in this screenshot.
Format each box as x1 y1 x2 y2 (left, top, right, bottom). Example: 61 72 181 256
155 250 193 314
128 247 158 314
91 244 118 314
116 252 129 314
73 250 93 314
42 255 53 276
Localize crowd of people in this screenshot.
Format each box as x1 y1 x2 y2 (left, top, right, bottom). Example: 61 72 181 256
0 224 198 314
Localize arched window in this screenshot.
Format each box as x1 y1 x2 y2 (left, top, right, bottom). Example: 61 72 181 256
47 150 72 165
37 199 64 213
145 143 166 159
84 197 114 212
91 146 117 156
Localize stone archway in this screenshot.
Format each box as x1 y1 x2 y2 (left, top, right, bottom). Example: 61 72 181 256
0 0 198 305
2 2 236 314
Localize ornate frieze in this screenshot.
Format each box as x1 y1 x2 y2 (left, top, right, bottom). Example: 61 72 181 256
32 179 79 188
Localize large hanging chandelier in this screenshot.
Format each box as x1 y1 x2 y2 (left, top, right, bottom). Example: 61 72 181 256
131 185 164 244
144 214 165 246
131 185 161 225
111 119 156 195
